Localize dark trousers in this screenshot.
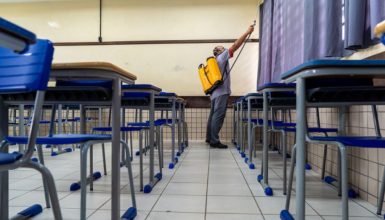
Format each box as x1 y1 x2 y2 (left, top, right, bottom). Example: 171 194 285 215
206 94 229 144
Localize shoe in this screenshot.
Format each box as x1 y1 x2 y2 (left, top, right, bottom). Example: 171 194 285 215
205 140 210 145
210 142 228 149
216 143 228 149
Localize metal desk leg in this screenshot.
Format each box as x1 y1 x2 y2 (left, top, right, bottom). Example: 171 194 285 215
18 104 25 152
258 91 272 196
0 100 8 220
338 106 346 196
143 91 161 193
236 102 241 151
232 105 236 144
247 98 255 169
149 92 155 181
80 105 86 134
57 104 63 152
295 77 306 220
339 144 349 220
177 103 182 156
111 78 122 220
240 101 245 157
169 99 177 169
47 105 56 152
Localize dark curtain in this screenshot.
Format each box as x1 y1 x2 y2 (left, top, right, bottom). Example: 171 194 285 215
257 0 385 88
270 0 284 83
304 0 343 60
282 0 305 74
258 0 344 87
257 0 273 88
344 0 385 49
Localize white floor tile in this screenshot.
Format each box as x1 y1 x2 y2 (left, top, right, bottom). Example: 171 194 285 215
153 195 206 213
322 216 382 220
206 213 264 220
30 208 94 220
4 141 383 220
59 192 110 209
208 183 252 196
100 194 160 211
306 198 378 217
163 182 207 196
146 211 205 220
10 191 69 207
263 214 323 220
171 173 208 183
87 209 148 220
255 196 317 215
207 196 260 214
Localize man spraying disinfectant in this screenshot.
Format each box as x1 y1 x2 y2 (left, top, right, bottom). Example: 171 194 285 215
202 23 255 149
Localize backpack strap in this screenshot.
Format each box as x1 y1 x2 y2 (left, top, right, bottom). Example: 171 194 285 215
222 59 230 82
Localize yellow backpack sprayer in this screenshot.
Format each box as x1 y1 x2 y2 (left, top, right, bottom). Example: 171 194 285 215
198 21 256 95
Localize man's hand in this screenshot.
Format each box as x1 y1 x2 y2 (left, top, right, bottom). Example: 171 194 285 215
230 24 255 54
247 25 254 35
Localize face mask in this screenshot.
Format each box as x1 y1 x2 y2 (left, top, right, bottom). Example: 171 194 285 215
213 46 225 56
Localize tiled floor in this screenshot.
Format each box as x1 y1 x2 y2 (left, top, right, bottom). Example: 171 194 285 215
6 141 384 219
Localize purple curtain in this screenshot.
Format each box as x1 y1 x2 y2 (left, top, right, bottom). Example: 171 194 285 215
344 0 385 49
258 0 345 88
270 0 284 83
257 0 273 87
369 0 385 39
282 0 305 74
304 0 343 60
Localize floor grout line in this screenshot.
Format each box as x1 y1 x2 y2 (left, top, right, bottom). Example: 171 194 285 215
204 145 211 220
144 147 190 220
229 144 265 219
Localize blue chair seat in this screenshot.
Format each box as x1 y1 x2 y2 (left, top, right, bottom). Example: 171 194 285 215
121 84 162 92
281 122 296 127
127 122 149 127
244 93 262 99
6 134 111 145
284 127 338 133
248 119 290 127
127 119 174 127
309 136 385 148
158 92 177 97
123 92 151 98
257 83 296 91
0 152 23 165
72 117 96 122
92 127 143 132
156 119 175 125
122 92 151 107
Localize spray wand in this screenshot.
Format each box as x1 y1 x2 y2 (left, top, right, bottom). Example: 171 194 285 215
230 20 256 72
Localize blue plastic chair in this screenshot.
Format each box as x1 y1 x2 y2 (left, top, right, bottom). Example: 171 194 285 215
0 39 63 219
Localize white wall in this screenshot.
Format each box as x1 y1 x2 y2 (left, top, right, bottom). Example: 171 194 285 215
0 0 259 96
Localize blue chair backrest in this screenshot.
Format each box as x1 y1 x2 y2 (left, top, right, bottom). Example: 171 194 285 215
0 39 54 93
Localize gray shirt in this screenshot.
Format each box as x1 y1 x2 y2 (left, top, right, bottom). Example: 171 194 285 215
211 49 232 100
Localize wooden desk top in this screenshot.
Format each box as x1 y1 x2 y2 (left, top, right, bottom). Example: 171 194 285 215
52 62 137 80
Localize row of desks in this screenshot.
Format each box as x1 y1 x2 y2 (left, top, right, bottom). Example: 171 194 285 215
236 60 385 220
0 61 145 220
